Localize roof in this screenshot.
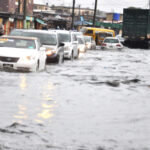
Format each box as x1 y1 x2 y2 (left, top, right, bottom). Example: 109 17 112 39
1 36 38 40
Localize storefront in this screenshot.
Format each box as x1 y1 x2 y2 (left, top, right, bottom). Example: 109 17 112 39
24 16 34 29
35 18 47 29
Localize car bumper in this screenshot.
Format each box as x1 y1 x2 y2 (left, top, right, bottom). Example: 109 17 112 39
0 61 37 72
101 46 123 50
64 50 71 58
47 53 58 60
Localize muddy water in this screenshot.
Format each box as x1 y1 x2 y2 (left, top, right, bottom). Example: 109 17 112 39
0 48 150 150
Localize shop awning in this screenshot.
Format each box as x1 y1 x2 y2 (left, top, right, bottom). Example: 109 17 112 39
36 18 47 25
26 16 34 21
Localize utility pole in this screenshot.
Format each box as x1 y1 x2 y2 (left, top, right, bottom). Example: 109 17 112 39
18 0 21 14
71 0 75 30
78 5 81 20
23 0 27 19
93 0 97 27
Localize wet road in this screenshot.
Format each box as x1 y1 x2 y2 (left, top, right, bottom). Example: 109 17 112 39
0 48 150 150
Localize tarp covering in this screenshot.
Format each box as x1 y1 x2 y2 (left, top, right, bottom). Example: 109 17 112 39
94 22 122 30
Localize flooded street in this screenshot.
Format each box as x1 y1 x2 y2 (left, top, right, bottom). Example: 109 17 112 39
0 48 150 150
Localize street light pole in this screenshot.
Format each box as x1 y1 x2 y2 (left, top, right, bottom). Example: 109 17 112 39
71 0 75 30
93 0 97 27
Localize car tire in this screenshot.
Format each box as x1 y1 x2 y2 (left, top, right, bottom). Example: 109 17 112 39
70 51 74 61
36 60 39 72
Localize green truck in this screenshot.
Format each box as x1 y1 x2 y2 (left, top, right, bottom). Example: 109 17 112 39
122 8 150 48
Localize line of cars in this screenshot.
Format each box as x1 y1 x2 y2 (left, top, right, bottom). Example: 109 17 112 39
0 29 96 72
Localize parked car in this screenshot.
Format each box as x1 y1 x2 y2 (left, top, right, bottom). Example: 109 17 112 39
77 36 86 53
9 29 64 64
84 35 96 50
56 30 79 60
116 34 125 45
9 29 28 36
101 37 124 50
0 36 46 72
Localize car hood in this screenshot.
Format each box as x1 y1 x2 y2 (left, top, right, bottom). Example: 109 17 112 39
0 47 38 57
42 45 57 50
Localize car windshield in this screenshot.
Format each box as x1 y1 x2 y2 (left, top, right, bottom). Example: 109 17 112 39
58 33 71 42
104 39 119 43
84 37 91 42
22 32 57 45
77 37 84 44
0 38 36 49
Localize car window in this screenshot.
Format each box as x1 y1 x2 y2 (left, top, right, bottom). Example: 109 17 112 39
77 37 84 44
22 32 57 45
84 37 91 42
104 39 119 43
72 34 77 42
58 33 71 43
0 38 36 49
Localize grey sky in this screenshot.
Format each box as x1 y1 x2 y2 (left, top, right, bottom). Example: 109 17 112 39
34 0 149 13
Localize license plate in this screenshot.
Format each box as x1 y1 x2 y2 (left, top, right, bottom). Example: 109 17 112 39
3 64 13 68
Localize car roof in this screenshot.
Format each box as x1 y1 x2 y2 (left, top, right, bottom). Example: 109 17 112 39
2 35 38 40
22 29 57 34
104 37 118 40
52 30 70 33
84 35 92 38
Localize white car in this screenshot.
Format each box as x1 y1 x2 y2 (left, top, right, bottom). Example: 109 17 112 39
77 36 86 53
101 37 124 50
116 34 125 45
0 36 47 72
10 29 65 64
84 35 96 50
56 30 79 60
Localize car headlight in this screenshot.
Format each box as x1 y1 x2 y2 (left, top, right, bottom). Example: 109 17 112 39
64 46 70 51
46 49 57 56
20 56 36 62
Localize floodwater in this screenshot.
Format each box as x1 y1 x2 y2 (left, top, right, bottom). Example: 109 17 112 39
0 48 150 150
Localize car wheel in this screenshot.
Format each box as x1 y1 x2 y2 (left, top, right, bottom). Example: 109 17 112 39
70 51 74 61
36 60 39 72
43 60 46 71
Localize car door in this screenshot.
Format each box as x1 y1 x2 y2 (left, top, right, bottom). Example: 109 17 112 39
37 39 46 69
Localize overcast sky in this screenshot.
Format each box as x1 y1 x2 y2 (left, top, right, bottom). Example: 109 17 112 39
34 0 149 13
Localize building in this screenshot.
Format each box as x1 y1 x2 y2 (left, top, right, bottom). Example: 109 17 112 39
0 0 34 35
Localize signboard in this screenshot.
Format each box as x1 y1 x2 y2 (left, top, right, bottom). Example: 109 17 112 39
113 13 120 21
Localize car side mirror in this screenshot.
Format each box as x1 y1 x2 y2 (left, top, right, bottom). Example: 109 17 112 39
58 42 65 47
40 47 46 51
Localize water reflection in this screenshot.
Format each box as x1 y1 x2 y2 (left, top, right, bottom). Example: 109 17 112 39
13 105 28 122
13 76 57 124
19 75 27 90
35 82 57 123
